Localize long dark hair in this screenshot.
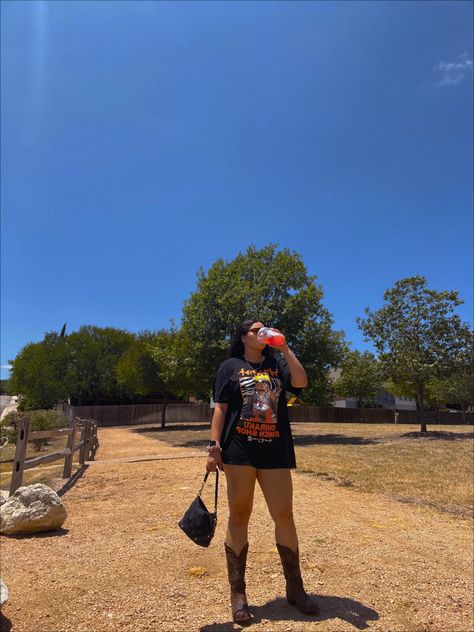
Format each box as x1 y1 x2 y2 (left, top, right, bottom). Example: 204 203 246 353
227 319 274 359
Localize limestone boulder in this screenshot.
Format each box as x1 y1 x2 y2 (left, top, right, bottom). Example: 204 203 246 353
0 483 67 535
0 579 8 607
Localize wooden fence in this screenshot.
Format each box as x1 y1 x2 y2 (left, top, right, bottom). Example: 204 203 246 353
59 403 474 426
9 416 99 496
59 402 210 427
289 407 474 424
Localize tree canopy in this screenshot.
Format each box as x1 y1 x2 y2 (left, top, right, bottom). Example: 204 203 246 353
65 326 135 405
147 327 195 426
357 276 472 431
425 329 474 423
10 257 471 420
181 244 346 403
8 333 70 409
115 331 161 398
333 350 383 408
9 326 136 408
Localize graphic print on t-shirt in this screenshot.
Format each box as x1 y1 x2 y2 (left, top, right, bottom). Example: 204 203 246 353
237 368 282 442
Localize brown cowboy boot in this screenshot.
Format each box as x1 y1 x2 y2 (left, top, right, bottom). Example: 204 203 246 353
276 543 320 615
224 542 252 625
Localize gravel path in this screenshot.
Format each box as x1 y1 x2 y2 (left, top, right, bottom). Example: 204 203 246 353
1 426 472 632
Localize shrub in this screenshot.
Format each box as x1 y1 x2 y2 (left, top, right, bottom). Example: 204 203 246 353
0 410 67 451
17 397 37 412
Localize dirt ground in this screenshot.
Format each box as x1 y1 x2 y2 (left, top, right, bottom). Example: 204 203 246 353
1 426 473 632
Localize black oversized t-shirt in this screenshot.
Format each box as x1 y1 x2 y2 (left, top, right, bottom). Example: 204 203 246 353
213 355 299 469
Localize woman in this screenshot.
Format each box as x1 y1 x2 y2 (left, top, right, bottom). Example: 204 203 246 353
207 320 320 625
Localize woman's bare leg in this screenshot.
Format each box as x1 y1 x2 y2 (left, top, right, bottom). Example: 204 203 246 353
257 468 319 615
223 464 256 625
257 468 298 551
224 464 257 555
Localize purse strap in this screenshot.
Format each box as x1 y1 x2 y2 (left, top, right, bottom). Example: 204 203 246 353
197 470 219 514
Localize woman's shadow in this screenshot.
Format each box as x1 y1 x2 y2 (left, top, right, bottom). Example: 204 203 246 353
0 612 13 632
199 594 379 631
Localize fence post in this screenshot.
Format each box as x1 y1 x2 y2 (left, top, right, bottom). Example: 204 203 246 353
9 415 31 496
89 422 97 461
78 420 86 465
84 420 92 461
62 418 77 478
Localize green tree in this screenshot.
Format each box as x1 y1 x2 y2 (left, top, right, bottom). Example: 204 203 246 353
115 332 160 397
8 333 69 409
0 379 12 395
148 327 194 427
66 326 135 404
10 326 136 407
181 244 346 403
425 329 474 423
428 372 474 424
333 350 383 408
357 276 472 432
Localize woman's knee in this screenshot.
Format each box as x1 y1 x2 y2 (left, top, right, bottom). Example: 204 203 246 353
228 503 252 525
270 506 295 525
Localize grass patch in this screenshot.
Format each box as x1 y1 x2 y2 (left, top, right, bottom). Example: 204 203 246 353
294 423 473 518
142 422 474 518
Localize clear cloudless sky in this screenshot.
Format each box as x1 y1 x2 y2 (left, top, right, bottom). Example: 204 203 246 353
1 0 473 378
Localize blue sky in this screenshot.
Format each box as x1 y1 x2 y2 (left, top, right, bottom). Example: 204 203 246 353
1 0 473 378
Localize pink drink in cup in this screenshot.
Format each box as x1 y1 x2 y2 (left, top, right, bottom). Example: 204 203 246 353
257 327 285 346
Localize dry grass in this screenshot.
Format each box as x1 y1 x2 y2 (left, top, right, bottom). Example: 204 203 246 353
1 425 473 632
138 422 474 518
294 424 473 518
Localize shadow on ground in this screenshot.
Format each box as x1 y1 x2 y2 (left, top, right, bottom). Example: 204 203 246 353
132 424 474 450
57 465 89 497
0 612 12 632
293 434 377 446
148 433 379 450
134 424 210 434
132 424 379 448
7 527 69 540
400 431 474 441
200 595 379 631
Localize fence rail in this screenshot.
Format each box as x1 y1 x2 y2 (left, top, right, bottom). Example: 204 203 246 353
9 416 99 496
59 402 474 427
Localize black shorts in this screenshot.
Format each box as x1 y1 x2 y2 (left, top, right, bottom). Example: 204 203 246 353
222 434 296 469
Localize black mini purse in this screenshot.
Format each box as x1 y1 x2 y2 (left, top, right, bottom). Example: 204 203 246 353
178 470 219 547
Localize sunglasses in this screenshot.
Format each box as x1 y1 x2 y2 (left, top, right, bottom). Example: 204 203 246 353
248 327 262 335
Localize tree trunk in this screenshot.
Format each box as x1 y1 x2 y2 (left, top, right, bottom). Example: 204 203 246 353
161 392 168 429
418 383 427 433
461 405 467 425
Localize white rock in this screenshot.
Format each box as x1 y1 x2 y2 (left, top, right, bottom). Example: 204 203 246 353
0 579 8 606
0 483 67 535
